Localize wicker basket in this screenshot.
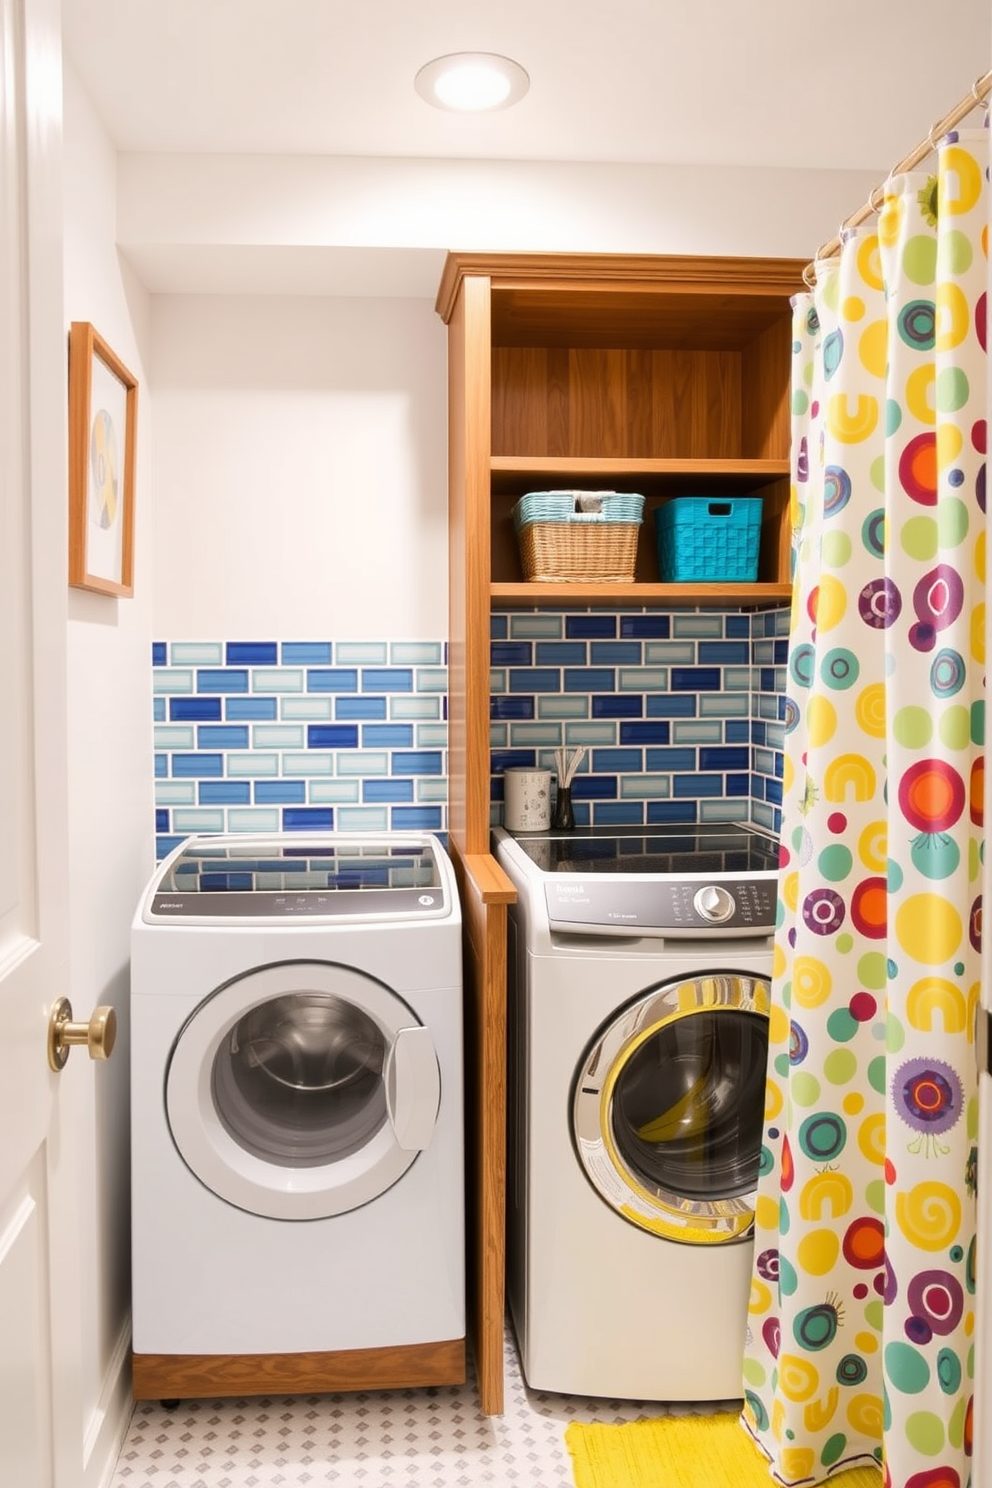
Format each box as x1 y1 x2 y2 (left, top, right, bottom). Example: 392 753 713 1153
512 491 644 582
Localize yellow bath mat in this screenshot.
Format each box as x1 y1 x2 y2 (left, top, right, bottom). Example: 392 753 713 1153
565 1411 882 1488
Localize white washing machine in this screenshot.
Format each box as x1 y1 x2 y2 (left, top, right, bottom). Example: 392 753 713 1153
130 831 464 1399
495 822 776 1402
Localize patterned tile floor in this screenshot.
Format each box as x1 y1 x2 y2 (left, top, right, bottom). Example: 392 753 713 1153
110 1323 738 1486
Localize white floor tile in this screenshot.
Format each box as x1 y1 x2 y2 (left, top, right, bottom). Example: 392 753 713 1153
110 1322 737 1487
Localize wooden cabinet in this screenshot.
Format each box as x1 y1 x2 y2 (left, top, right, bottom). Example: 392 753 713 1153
435 251 804 1413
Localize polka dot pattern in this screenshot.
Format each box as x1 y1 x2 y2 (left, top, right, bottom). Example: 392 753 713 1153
741 129 986 1487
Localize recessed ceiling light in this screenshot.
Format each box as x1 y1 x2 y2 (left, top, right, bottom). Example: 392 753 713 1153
415 53 530 113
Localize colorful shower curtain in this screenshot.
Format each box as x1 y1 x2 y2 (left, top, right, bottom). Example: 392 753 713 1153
742 122 988 1488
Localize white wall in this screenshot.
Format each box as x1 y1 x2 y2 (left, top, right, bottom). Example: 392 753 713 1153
62 59 155 1472
143 154 881 639
150 294 448 638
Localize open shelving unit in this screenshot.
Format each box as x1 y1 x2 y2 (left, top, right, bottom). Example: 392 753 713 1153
434 251 805 1415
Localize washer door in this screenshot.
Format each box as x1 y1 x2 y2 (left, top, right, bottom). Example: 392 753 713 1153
572 972 770 1244
166 960 441 1220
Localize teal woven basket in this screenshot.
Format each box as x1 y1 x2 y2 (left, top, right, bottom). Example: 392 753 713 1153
512 491 645 582
654 497 763 583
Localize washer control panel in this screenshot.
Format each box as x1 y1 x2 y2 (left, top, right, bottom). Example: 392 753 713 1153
545 876 777 936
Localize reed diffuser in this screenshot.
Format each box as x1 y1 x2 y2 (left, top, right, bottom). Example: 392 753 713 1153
552 746 585 830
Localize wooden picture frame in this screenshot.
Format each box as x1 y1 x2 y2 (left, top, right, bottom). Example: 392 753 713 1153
68 321 138 597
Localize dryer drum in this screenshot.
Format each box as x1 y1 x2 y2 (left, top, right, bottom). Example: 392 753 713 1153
572 972 770 1245
215 992 389 1167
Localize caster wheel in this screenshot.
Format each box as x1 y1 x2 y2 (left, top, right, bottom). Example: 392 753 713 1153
160 1399 180 1410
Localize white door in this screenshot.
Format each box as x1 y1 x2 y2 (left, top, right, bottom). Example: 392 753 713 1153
0 2 81 1486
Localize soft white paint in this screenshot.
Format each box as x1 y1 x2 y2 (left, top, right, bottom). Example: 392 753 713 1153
61 0 990 174
117 151 882 297
150 294 448 638
61 59 155 1478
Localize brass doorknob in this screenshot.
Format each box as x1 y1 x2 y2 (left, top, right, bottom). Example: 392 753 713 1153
47 997 117 1072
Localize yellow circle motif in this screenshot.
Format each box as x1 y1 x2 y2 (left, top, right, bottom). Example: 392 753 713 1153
935 281 969 353
858 821 888 871
857 232 883 290
858 319 887 378
797 1228 841 1276
906 364 936 425
778 1354 820 1403
749 1278 773 1314
936 422 964 471
755 1195 780 1235
878 194 903 248
971 602 985 665
895 894 962 964
793 956 832 1008
842 295 866 322
815 574 848 630
769 1004 790 1045
843 1091 865 1115
940 145 983 215
855 683 887 738
858 1112 887 1166
808 695 838 748
847 1392 884 1436
895 1181 961 1250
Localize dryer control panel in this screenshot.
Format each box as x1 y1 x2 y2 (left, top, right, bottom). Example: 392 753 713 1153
545 876 777 937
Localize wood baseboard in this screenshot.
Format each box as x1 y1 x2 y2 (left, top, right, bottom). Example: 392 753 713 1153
132 1336 465 1400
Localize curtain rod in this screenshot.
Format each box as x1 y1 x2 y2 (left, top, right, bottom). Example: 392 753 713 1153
803 69 992 285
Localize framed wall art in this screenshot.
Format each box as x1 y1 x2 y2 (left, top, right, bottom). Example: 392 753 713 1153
68 321 138 597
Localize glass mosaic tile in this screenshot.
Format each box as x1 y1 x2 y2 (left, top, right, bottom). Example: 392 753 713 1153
337 641 389 664
227 642 277 665
307 668 359 693
281 641 332 664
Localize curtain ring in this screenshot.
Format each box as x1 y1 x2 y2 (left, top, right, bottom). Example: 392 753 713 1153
927 119 944 153
867 183 886 214
971 75 988 108
802 261 816 289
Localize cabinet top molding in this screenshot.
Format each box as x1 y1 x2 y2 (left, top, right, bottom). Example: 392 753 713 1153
434 251 807 325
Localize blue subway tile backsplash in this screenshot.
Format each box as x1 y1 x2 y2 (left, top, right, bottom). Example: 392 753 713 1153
151 612 788 857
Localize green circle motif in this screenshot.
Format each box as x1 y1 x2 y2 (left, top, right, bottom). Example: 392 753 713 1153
822 530 853 567
903 234 937 286
900 514 938 561
892 705 933 748
870 453 887 493
821 1433 848 1467
778 1252 798 1293
774 1052 791 1079
867 1054 888 1094
937 1348 962 1395
826 1008 858 1044
943 230 974 275
818 844 853 881
791 1071 822 1106
865 1178 886 1215
935 367 970 415
857 952 888 990
938 704 973 751
905 1410 945 1455
885 1341 930 1393
792 389 810 415
824 1048 857 1085
971 699 984 744
836 932 854 953
884 399 903 436
887 1014 905 1053
937 496 969 548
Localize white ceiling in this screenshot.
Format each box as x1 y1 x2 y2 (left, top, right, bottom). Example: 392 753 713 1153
63 0 990 174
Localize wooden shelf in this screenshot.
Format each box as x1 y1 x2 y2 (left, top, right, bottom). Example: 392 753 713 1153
490 580 793 608
490 455 790 485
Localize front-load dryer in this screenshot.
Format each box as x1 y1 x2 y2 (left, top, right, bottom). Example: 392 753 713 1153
130 831 464 1401
495 822 776 1402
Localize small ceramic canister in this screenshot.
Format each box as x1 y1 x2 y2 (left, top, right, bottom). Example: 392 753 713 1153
503 767 553 832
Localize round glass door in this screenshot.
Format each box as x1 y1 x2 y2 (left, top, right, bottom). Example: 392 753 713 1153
167 960 440 1220
572 972 770 1244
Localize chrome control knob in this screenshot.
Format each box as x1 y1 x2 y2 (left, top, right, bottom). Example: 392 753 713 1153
693 885 736 923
